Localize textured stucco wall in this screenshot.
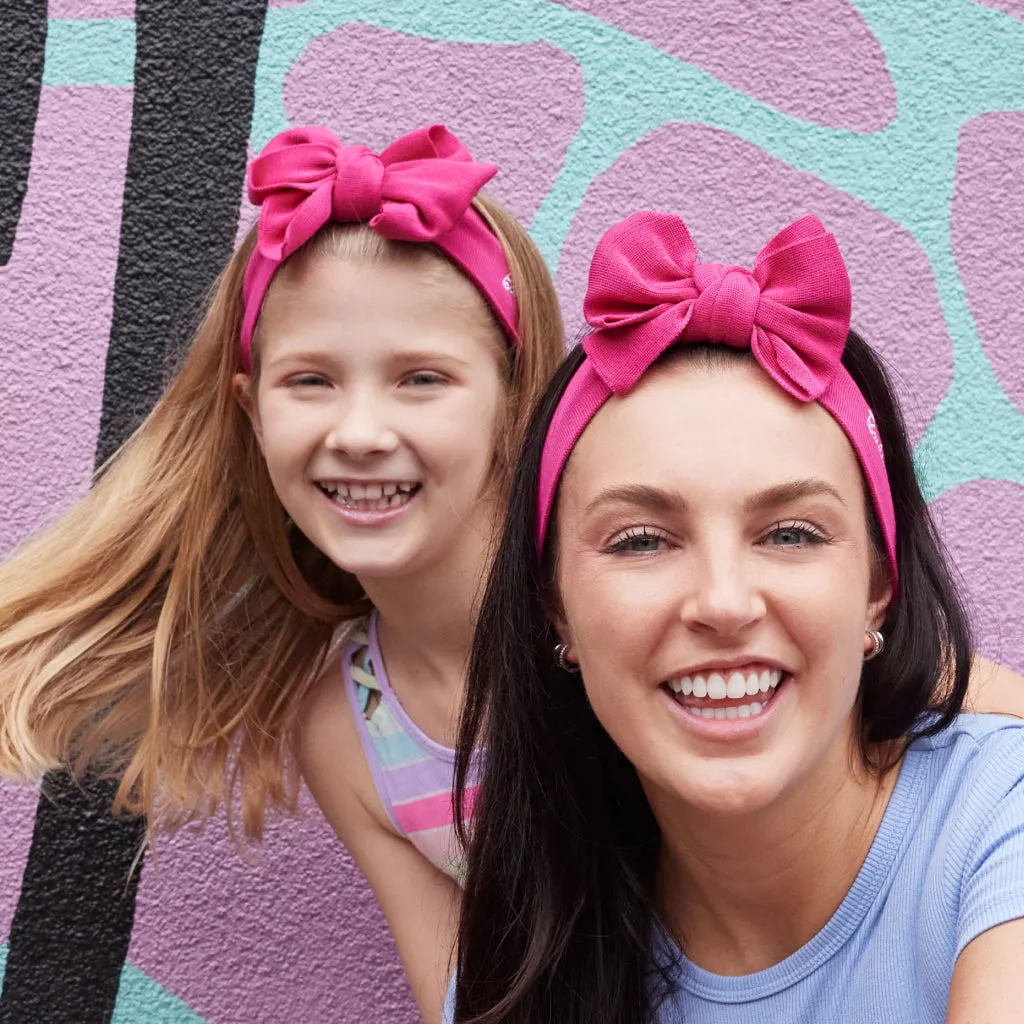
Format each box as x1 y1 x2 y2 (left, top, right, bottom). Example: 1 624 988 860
0 2 1022 1022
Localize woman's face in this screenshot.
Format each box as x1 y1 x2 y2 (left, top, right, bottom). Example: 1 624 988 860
238 249 507 582
554 355 890 820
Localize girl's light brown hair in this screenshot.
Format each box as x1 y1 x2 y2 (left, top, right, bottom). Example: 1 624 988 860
0 193 564 839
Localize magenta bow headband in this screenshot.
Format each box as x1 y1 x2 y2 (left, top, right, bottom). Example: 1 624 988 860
536 211 898 585
239 124 519 370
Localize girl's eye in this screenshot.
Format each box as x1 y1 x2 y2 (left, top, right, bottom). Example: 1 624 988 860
286 373 330 388
765 521 828 548
606 526 670 555
402 371 447 387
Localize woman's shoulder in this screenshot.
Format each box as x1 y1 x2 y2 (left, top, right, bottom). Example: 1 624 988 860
904 714 1024 869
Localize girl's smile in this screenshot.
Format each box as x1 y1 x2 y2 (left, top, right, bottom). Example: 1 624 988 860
239 248 507 582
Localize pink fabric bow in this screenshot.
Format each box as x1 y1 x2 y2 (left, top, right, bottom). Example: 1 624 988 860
536 211 898 588
239 124 518 369
582 212 852 401
248 125 499 263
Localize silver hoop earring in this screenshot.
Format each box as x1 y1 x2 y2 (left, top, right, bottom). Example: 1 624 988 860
554 642 579 674
864 629 885 661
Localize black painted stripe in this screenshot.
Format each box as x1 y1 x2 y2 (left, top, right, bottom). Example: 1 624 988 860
0 3 267 1021
0 0 46 267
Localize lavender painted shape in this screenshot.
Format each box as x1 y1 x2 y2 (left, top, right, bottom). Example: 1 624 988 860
128 789 417 1023
552 0 896 132
283 23 584 224
931 480 1024 673
47 0 136 17
0 86 132 557
952 112 1024 413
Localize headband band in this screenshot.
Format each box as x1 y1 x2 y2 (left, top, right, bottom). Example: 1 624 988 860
536 211 898 586
239 124 519 370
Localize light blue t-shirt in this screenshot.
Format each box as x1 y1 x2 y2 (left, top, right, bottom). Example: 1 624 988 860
444 714 1024 1023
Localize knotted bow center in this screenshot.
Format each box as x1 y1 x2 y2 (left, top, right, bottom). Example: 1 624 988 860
330 145 385 223
690 263 761 349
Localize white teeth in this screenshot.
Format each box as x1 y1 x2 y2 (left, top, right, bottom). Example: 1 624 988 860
745 672 760 696
759 670 770 693
692 675 707 698
365 484 382 500
724 706 738 720
737 704 751 718
668 678 682 694
701 708 715 719
749 701 764 715
681 677 693 696
706 673 727 699
383 484 397 497
714 708 726 720
770 669 783 688
726 672 746 699
688 706 701 717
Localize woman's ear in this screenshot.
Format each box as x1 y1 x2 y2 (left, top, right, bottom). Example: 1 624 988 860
865 550 894 632
232 373 264 453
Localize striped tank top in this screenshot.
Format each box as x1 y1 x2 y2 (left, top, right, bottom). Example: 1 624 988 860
342 610 479 884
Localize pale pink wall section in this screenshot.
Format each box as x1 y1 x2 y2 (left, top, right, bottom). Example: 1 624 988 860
952 112 1024 414
557 123 953 445
47 0 135 17
552 0 896 131
282 24 585 224
129 791 416 1024
0 84 131 938
0 86 131 556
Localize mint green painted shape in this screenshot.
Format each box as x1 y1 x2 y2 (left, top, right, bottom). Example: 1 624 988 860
255 0 1024 497
110 963 209 1024
43 19 136 88
1 946 206 1024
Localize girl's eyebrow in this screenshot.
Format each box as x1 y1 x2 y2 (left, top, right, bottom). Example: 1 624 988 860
583 478 846 517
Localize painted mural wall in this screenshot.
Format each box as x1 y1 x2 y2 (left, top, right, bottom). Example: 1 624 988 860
0 1 1021 1021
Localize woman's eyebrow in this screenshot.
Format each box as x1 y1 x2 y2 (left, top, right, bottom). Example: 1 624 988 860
583 478 846 517
743 478 847 512
584 483 685 516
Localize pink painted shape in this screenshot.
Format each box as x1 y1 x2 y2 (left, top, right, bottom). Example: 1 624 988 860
0 782 42 943
557 123 952 444
282 23 584 224
970 0 1024 19
952 112 1024 414
552 0 895 132
47 0 135 17
129 787 417 1024
931 480 1024 673
0 86 133 558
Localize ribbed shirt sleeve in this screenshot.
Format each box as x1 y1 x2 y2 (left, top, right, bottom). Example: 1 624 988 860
955 730 1024 958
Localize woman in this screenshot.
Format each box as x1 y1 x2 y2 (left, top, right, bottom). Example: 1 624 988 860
449 211 1024 1022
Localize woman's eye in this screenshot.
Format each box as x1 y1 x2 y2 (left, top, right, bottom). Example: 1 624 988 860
606 527 669 555
765 521 827 548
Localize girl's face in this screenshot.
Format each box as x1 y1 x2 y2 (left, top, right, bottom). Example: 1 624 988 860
239 250 507 582
553 356 890 821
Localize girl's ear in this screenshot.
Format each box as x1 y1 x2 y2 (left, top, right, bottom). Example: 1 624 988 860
232 373 264 452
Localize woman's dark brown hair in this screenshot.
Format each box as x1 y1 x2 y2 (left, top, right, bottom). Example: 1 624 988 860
452 332 972 1023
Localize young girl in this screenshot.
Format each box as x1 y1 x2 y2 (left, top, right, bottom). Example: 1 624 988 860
0 124 564 1022
450 212 1024 1022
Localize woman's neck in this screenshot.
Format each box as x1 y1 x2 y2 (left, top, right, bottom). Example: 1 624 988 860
653 739 900 976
